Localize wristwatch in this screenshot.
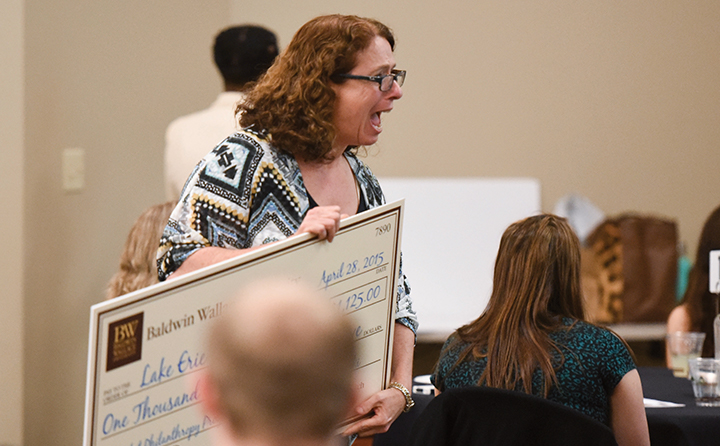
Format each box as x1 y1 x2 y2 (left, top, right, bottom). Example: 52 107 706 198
389 382 415 412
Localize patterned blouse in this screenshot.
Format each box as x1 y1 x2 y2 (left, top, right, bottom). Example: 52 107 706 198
431 318 636 425
157 128 417 332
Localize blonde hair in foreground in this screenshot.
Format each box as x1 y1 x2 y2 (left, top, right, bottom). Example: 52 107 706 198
205 280 355 441
106 201 176 300
447 214 585 396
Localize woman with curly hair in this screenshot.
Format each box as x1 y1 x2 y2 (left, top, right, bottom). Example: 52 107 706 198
431 214 649 446
667 204 720 360
157 14 416 440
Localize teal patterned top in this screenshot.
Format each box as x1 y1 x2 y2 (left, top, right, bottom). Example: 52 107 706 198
431 318 636 425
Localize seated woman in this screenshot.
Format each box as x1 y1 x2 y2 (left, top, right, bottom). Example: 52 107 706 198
106 201 175 300
432 214 649 446
667 204 720 362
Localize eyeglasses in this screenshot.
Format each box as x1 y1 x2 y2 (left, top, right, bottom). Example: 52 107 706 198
335 70 406 92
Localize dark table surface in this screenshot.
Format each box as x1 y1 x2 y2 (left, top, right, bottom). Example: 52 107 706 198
639 366 720 446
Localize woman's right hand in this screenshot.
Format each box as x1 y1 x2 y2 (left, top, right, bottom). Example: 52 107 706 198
296 205 346 242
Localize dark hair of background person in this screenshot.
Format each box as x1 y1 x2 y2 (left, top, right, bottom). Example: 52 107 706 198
213 25 279 92
106 201 176 300
678 205 720 357
443 214 586 397
238 14 395 163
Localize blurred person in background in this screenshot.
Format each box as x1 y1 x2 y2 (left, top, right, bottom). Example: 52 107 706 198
106 201 175 299
164 25 278 200
667 204 720 360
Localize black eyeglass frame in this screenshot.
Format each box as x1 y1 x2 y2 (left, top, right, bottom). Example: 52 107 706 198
334 70 406 92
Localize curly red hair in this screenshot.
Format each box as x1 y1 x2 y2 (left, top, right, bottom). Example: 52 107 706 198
238 14 395 162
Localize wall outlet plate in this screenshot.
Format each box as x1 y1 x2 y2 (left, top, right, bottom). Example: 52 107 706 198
710 250 720 293
62 148 84 192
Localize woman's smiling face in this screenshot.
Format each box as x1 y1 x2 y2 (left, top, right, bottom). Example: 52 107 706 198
331 36 403 153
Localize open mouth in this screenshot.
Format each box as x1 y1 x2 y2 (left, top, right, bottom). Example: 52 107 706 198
370 111 383 132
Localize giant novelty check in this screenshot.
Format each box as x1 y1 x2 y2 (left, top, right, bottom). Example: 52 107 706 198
83 200 405 446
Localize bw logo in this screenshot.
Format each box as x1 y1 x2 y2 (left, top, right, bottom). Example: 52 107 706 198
106 313 144 371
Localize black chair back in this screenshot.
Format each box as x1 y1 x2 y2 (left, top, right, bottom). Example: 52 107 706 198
407 387 617 446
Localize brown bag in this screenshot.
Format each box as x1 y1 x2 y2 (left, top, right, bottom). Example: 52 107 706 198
582 221 624 324
582 215 677 323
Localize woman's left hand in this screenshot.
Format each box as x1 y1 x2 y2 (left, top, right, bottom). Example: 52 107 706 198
343 324 415 437
342 387 406 437
342 323 415 438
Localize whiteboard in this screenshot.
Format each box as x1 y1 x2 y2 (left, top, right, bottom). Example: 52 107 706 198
379 178 541 341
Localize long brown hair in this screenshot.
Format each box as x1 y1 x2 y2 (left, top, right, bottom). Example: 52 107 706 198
680 205 720 357
448 214 585 396
238 14 395 162
105 202 176 300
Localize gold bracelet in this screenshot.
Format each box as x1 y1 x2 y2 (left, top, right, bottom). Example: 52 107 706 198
389 382 415 413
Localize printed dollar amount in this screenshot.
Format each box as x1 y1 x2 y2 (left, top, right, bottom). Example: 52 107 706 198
332 278 387 313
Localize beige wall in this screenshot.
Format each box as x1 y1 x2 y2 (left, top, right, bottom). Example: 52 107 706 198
22 1 231 445
10 1 720 445
1 0 24 444
233 0 720 257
